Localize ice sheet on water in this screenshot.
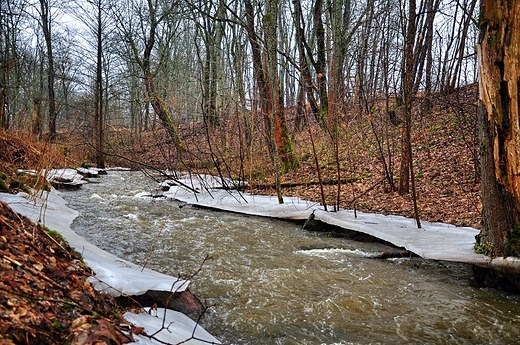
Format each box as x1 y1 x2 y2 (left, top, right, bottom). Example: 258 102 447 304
162 172 497 268
124 308 221 345
0 190 189 297
47 168 84 182
0 175 222 344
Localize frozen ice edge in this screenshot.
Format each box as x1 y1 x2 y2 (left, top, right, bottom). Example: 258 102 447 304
164 174 520 275
0 190 221 345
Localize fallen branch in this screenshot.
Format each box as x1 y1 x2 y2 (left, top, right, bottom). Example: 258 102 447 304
252 177 367 190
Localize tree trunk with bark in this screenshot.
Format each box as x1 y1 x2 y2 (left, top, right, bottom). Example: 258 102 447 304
476 0 520 257
399 0 416 195
39 0 57 142
126 0 184 151
313 0 328 128
94 0 105 168
245 0 299 175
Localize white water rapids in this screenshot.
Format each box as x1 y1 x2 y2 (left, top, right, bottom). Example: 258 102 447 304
61 171 520 345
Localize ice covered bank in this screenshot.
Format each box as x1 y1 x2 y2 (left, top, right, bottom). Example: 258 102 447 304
0 189 221 345
163 173 520 276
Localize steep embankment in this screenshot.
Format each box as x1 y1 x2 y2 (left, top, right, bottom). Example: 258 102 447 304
0 200 134 344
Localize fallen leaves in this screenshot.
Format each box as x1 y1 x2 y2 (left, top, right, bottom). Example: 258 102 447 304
70 316 123 345
0 201 133 344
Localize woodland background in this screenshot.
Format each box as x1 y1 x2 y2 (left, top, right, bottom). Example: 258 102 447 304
0 0 481 227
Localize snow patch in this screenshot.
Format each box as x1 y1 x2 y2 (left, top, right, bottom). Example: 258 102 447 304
124 308 221 345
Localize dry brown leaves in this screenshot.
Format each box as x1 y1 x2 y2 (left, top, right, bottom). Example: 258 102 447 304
0 201 134 344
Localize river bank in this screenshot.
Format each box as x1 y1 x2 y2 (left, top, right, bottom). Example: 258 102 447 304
159 172 520 280
0 200 131 344
1 164 518 343
0 186 221 344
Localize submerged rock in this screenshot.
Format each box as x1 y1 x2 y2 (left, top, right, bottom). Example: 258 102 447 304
123 288 205 322
473 266 520 292
303 211 325 231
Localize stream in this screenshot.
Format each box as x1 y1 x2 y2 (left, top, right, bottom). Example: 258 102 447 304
60 170 520 344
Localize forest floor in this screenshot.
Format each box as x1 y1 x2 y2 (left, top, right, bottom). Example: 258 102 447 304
0 135 150 344
0 199 140 344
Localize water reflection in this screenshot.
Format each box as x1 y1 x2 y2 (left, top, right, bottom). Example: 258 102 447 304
61 171 520 344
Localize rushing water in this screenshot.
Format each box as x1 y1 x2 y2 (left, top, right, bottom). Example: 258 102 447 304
60 171 520 345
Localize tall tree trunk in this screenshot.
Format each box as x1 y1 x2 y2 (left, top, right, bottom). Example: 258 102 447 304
39 0 57 142
313 0 328 128
264 0 284 203
292 0 319 122
94 0 105 168
399 0 416 195
476 0 520 257
31 99 42 139
0 0 5 130
244 0 268 115
245 0 299 175
422 0 439 115
199 0 225 129
0 2 8 131
405 0 421 228
128 0 184 151
449 0 478 91
0 62 8 130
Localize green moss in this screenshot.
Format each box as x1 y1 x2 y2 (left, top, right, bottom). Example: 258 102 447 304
475 223 520 257
9 180 30 193
0 179 7 191
47 229 64 240
474 238 494 256
0 171 8 180
489 33 498 48
44 226 70 248
506 223 520 257
52 320 64 332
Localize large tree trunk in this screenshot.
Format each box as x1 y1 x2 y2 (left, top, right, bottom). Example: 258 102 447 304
399 0 417 195
94 0 105 168
39 0 57 142
245 0 298 175
292 0 319 123
132 0 183 152
313 0 329 128
244 0 267 115
476 0 520 257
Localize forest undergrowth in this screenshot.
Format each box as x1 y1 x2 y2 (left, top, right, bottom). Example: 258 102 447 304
0 84 481 230
110 84 482 229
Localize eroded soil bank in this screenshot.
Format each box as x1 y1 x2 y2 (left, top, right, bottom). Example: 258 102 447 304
0 200 134 343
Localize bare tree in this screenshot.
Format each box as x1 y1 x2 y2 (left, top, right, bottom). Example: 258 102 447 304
117 0 184 151
73 0 111 167
38 0 58 142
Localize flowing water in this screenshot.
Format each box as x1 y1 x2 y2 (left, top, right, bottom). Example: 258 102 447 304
61 171 520 345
